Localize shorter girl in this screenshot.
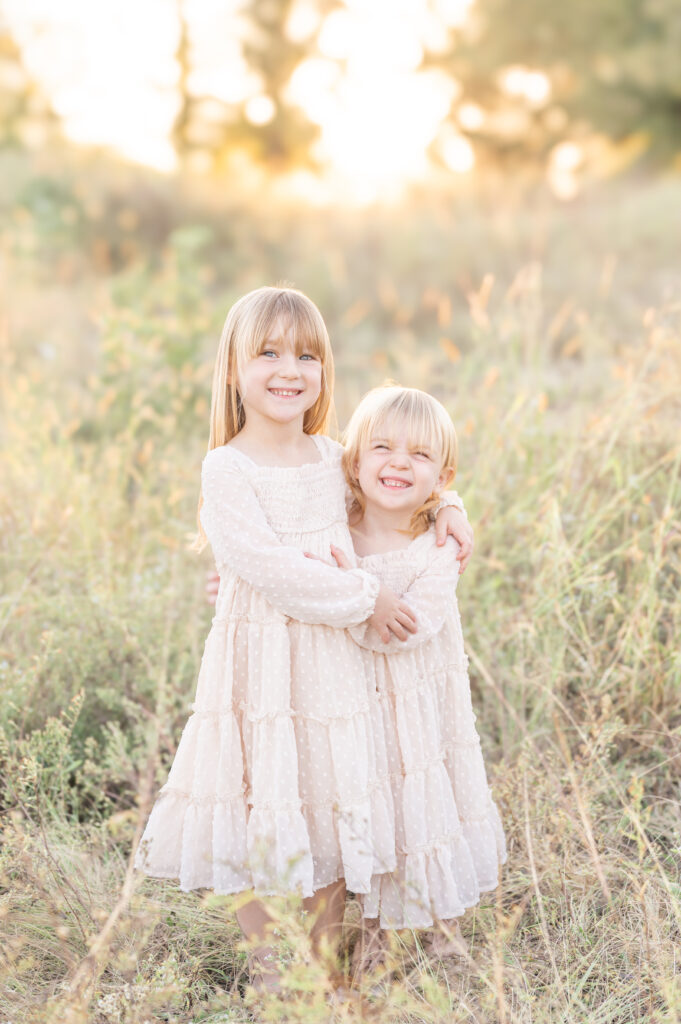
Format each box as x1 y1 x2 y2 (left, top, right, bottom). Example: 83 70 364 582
321 385 507 959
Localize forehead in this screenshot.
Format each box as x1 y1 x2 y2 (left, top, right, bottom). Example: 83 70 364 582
262 315 294 343
369 411 432 442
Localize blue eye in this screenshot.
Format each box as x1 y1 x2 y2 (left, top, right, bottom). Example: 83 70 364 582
299 353 315 361
260 350 277 357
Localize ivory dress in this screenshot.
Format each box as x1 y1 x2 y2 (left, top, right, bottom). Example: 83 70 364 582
134 433 398 899
349 529 507 929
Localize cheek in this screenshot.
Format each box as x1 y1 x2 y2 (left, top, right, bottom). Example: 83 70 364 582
416 465 439 491
355 457 373 486
307 362 323 388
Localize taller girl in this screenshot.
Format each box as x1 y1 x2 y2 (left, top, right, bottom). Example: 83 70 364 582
135 286 472 979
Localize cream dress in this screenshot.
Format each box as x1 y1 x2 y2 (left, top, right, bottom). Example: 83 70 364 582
349 529 507 929
135 433 398 899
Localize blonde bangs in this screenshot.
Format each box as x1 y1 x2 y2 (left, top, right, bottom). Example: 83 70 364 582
343 386 457 474
234 289 332 365
342 385 458 537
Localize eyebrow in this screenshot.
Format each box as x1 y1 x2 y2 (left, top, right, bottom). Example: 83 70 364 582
370 437 433 452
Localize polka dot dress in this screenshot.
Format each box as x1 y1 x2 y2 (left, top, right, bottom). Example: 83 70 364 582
351 530 507 929
134 434 397 899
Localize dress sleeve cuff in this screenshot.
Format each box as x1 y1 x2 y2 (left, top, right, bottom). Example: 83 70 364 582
345 568 381 626
433 490 467 519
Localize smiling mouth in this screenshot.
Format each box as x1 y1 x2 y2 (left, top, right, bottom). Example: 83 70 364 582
268 388 303 397
380 477 411 489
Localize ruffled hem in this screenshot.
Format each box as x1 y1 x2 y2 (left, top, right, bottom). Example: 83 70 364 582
134 783 315 896
134 697 397 897
360 793 507 930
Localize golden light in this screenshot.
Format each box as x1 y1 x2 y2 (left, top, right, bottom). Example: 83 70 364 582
285 0 323 43
552 141 582 171
457 102 485 131
3 0 479 195
500 66 551 107
286 58 340 125
245 95 276 126
286 1 466 200
439 129 475 173
435 0 475 27
548 141 582 200
304 68 460 201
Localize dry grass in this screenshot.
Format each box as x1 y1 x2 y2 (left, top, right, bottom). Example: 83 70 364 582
0 151 679 1023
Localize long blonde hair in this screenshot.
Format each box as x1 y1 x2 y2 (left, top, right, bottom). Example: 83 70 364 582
194 286 335 551
342 384 458 537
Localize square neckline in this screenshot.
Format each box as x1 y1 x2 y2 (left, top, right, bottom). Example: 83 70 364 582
225 431 327 470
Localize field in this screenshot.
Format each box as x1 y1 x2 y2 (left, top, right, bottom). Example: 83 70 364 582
0 148 680 1023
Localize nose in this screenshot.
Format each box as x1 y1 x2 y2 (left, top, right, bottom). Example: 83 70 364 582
389 448 410 468
277 351 300 378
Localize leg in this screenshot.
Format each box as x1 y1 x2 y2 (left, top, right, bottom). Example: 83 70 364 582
235 895 281 992
302 878 347 959
351 916 389 979
425 918 469 958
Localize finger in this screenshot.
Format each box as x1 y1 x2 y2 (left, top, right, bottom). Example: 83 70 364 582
396 611 417 634
435 517 447 546
380 629 391 643
330 545 352 569
455 538 471 561
329 546 344 568
458 549 471 572
389 621 407 641
397 602 417 624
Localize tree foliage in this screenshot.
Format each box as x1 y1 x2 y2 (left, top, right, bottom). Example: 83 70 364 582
442 0 681 163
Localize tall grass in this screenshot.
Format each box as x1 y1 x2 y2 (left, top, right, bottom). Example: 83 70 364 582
0 151 679 1023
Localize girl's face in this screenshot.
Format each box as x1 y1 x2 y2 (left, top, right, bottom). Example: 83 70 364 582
355 424 454 515
236 316 323 427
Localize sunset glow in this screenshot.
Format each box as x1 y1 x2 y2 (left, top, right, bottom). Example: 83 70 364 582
3 0 478 195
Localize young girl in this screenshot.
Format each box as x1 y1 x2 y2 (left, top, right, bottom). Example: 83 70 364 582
325 385 507 961
134 286 472 990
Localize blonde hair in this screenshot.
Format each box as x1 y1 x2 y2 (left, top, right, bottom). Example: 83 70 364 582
194 286 335 551
342 384 458 537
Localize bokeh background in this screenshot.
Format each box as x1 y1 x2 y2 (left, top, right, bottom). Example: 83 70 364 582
1 2 680 1022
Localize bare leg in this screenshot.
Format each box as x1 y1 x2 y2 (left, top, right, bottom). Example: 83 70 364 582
302 878 347 960
235 896 281 992
351 916 389 979
425 918 469 958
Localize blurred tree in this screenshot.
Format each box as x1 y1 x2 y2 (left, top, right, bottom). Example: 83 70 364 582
171 0 340 173
0 15 59 150
231 0 322 169
435 0 681 166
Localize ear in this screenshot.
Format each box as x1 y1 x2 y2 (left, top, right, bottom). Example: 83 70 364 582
437 466 456 491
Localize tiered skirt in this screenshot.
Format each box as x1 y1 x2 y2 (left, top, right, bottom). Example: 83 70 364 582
135 592 506 929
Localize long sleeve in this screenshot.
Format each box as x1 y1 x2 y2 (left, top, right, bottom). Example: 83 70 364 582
199 447 380 628
348 537 460 652
435 490 467 518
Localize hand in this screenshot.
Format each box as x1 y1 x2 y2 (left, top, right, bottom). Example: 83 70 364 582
434 506 474 573
368 583 418 643
329 544 352 569
205 569 220 605
303 545 352 569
